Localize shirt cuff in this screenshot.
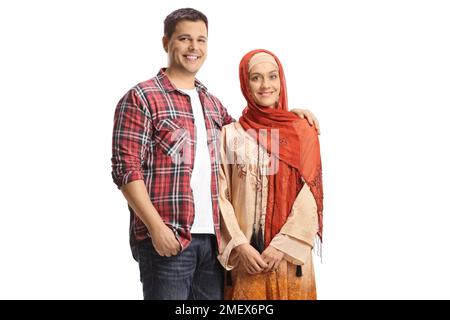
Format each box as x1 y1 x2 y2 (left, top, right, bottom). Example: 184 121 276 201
112 170 144 189
217 233 248 271
270 234 312 265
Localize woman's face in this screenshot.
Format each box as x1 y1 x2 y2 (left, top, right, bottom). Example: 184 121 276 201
248 62 280 108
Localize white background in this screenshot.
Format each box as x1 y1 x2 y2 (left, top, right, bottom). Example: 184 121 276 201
1 0 449 299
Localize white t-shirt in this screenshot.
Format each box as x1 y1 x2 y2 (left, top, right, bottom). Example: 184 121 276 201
179 89 215 234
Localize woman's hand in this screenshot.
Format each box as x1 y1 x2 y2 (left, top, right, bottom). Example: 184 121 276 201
261 245 284 272
234 243 268 275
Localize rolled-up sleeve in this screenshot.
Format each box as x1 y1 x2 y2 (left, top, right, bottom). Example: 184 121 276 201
111 88 152 188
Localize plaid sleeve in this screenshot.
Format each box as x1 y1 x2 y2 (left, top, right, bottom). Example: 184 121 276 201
111 88 152 188
216 97 235 125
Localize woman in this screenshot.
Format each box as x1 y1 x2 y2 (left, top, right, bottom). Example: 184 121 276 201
217 49 323 300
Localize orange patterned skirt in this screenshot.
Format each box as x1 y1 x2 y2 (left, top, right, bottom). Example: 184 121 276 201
224 256 316 300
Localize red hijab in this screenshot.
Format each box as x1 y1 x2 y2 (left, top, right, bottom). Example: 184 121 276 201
238 49 323 247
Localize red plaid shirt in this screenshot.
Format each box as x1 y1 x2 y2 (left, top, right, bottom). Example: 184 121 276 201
111 69 234 254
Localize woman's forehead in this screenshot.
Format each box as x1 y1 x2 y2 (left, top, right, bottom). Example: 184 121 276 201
249 62 279 74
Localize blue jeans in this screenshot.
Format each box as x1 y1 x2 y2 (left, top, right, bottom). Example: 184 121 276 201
136 234 224 300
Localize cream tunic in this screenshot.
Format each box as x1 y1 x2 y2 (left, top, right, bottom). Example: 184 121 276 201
217 122 319 270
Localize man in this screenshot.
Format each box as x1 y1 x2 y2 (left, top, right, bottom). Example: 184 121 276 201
111 8 320 300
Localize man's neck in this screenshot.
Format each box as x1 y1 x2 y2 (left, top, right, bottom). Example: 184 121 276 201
165 67 196 90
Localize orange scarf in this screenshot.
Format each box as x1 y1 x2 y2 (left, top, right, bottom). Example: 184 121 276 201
238 49 323 248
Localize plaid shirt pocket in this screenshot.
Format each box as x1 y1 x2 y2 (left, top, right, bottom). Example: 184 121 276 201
154 117 189 159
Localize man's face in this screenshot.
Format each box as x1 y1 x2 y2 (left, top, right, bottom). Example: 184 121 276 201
163 20 208 76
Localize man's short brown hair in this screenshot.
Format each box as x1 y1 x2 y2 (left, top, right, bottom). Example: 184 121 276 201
164 8 208 39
